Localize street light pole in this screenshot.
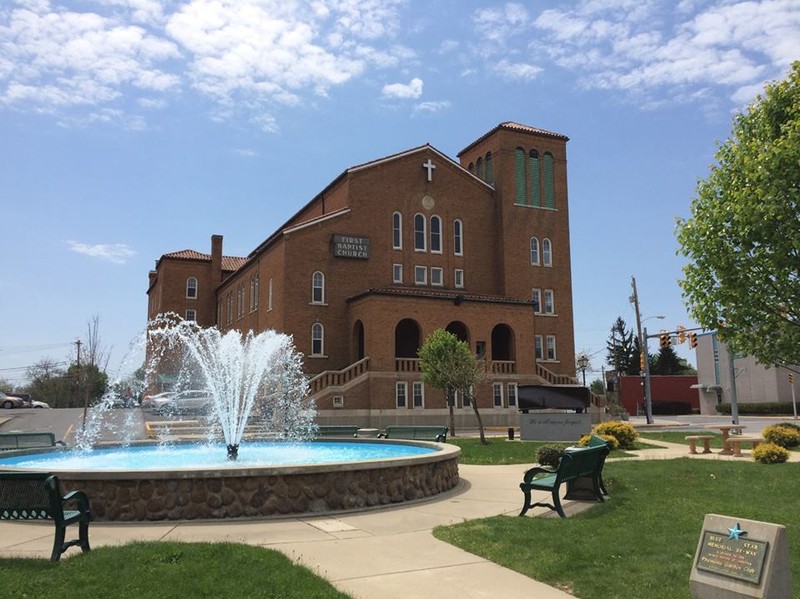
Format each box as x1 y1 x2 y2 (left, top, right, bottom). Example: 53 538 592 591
577 353 589 387
630 277 653 424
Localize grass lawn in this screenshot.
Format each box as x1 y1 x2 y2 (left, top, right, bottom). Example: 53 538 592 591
0 541 351 599
448 436 645 465
434 458 800 599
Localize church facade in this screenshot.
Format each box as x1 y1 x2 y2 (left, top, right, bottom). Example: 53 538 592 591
147 122 580 426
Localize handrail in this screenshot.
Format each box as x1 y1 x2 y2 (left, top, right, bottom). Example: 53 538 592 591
309 357 370 394
536 363 577 386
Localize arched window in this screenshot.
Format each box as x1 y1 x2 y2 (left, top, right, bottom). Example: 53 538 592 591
543 152 555 208
453 219 463 256
476 156 484 180
392 212 402 250
485 152 494 185
312 271 325 304
430 215 442 253
468 162 474 174
528 150 540 207
542 238 552 266
414 213 426 251
186 277 198 299
530 237 540 265
514 147 526 205
311 323 324 356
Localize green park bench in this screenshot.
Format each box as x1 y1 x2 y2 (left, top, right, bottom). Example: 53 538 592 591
317 425 359 438
0 472 91 561
379 425 448 442
0 432 62 451
519 443 609 518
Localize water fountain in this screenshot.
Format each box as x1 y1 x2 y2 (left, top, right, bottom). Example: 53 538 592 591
0 317 460 520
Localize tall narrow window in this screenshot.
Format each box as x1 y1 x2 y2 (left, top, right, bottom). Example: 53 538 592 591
546 335 557 360
268 278 273 311
544 289 554 314
414 213 426 251
253 274 259 309
454 269 464 288
542 238 552 266
530 237 540 265
312 271 325 304
493 382 503 407
392 212 402 250
396 382 407 408
514 147 526 205
311 323 324 356
393 264 403 283
249 276 255 311
430 215 442 253
534 335 543 360
476 156 484 180
186 277 198 299
508 383 518 407
528 150 540 207
532 288 542 313
413 382 424 408
543 153 555 208
485 152 494 185
453 220 463 255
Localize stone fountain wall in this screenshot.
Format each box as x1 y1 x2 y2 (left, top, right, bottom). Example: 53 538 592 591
60 453 460 521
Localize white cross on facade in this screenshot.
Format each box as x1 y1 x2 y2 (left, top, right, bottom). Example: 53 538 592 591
422 158 436 182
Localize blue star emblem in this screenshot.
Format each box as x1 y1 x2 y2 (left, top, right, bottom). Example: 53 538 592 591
728 523 746 540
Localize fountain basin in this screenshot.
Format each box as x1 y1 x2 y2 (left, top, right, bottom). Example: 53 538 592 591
0 440 460 521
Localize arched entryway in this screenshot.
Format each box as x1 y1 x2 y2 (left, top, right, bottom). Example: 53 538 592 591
395 319 422 358
445 321 469 344
491 323 514 361
352 320 365 361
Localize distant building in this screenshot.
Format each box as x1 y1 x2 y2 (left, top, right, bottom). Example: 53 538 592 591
694 332 798 415
147 122 587 426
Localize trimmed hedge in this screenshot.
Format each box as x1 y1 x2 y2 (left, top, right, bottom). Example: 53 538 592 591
652 401 693 415
715 402 798 415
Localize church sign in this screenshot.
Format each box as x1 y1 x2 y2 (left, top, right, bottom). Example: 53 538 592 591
332 235 370 259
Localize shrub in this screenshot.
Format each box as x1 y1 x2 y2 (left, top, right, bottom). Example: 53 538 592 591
715 402 796 415
536 446 564 468
778 421 800 432
592 420 638 449
762 425 800 448
752 442 790 464
577 433 619 450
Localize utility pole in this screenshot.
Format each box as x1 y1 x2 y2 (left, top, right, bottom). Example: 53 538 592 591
76 339 89 431
630 276 653 424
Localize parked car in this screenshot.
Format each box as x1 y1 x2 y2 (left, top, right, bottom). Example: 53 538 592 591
141 391 177 410
154 390 213 415
97 394 139 409
0 391 27 409
28 400 50 409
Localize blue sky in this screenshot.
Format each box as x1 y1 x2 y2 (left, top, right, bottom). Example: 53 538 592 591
1 0 799 387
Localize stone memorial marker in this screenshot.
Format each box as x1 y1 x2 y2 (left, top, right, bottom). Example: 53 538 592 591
690 514 792 599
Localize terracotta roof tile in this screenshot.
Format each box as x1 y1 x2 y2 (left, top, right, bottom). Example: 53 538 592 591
457 121 568 156
163 249 246 272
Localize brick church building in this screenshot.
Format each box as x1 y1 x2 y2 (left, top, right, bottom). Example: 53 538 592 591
147 122 581 427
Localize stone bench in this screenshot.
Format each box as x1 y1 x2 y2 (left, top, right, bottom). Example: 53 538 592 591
685 435 715 454
723 435 764 457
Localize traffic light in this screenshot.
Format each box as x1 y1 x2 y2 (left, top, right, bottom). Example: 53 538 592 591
659 332 670 348
688 332 698 349
639 352 646 372
677 325 686 344
790 372 795 384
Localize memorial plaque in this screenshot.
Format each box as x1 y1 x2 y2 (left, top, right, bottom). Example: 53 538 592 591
696 530 769 584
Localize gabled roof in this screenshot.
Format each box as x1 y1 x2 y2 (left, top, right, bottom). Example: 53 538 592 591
458 121 569 157
161 249 246 272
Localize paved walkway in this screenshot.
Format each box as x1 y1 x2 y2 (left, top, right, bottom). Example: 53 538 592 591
1 432 796 598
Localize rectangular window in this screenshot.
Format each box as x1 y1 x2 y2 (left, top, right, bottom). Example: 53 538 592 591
412 382 424 408
431 267 443 286
393 212 402 250
462 386 473 407
396 382 407 408
544 289 554 314
453 220 463 255
532 288 541 313
508 383 518 407
268 278 273 311
493 382 503 408
393 264 403 283
185 310 196 322
546 335 557 361
534 335 543 360
454 269 464 288
415 266 427 285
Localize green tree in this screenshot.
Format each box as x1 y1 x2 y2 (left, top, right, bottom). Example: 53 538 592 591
418 329 488 444
651 345 688 375
677 62 800 366
606 317 636 374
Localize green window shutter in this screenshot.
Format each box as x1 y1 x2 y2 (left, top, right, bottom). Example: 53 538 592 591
543 153 555 208
528 151 540 207
514 148 525 205
485 153 494 185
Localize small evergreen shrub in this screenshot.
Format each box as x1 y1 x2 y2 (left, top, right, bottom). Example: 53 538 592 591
592 420 638 449
777 421 800 432
752 442 789 464
536 446 565 468
762 424 800 448
577 433 619 450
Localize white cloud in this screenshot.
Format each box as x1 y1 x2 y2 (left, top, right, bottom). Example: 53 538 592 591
67 241 136 264
496 60 543 82
382 77 423 99
413 100 451 114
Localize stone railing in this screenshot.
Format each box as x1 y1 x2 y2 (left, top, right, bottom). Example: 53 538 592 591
491 360 516 374
309 357 370 394
395 358 421 372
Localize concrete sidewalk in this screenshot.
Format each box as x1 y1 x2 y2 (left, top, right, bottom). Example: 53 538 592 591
0 439 794 598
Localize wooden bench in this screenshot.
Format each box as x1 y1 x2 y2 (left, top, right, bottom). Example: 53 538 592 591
0 472 91 561
685 435 715 454
723 435 764 457
379 425 448 442
0 432 62 451
519 444 609 518
317 425 359 438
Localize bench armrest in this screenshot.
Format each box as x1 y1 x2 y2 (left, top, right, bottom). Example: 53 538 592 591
62 490 91 513
522 465 556 484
